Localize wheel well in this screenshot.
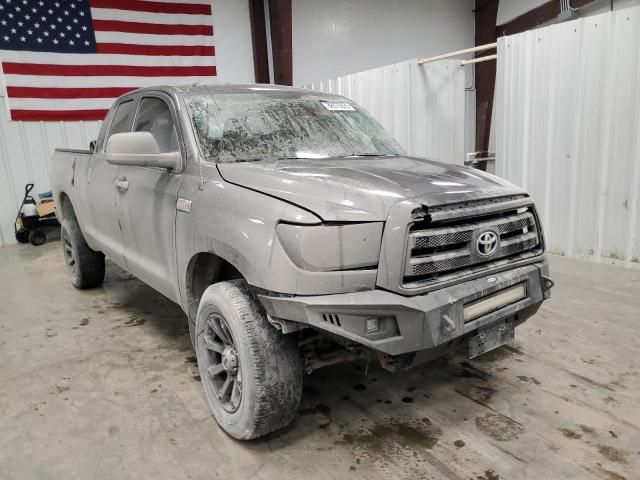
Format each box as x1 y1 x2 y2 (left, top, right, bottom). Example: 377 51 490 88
185 252 243 322
58 193 77 221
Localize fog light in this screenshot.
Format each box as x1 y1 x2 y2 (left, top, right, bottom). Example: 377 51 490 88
366 317 380 334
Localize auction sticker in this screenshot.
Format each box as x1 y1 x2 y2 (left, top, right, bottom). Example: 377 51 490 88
321 101 355 111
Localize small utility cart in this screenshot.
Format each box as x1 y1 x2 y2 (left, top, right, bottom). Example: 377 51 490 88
14 184 60 246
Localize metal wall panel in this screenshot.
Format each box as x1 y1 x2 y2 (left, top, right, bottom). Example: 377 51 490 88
494 7 640 267
305 58 467 166
0 97 102 246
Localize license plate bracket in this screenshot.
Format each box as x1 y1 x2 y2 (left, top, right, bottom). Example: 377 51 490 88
468 319 514 359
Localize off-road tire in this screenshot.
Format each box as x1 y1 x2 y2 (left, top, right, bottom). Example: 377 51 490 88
195 280 302 440
61 218 105 289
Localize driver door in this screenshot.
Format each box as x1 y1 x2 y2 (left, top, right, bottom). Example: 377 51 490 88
114 94 184 302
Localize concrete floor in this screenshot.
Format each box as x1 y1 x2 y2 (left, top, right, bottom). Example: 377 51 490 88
1 241 639 480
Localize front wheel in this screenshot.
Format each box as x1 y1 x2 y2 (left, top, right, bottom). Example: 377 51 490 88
195 280 302 440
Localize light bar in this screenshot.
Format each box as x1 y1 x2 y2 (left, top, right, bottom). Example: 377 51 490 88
464 283 527 322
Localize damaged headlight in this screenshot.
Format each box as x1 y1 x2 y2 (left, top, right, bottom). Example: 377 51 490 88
276 222 383 272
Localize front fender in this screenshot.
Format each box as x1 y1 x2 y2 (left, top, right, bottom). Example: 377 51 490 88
175 164 378 313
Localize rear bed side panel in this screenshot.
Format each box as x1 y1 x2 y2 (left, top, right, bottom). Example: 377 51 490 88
51 149 94 240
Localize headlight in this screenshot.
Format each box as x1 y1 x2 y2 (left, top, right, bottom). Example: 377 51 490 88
276 222 383 271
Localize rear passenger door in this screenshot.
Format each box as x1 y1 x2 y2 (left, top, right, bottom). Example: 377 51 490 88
114 94 184 302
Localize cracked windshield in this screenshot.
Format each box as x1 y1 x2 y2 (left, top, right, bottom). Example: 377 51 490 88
185 89 404 162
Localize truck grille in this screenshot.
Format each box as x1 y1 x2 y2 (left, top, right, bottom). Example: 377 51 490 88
404 204 541 286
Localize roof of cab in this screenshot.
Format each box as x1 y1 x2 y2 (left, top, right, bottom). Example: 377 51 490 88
127 83 318 97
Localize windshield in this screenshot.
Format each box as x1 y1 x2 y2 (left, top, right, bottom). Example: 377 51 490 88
184 90 404 162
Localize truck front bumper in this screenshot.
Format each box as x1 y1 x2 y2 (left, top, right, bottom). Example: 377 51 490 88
258 261 551 357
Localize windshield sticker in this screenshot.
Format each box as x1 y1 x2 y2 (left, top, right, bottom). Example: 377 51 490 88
321 101 355 112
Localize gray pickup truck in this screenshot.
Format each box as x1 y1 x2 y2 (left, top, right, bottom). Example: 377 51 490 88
50 84 552 439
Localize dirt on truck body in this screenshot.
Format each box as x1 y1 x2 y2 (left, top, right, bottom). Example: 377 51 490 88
50 84 553 439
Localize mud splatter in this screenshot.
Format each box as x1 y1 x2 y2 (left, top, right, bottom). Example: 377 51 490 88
79 318 89 326
477 470 500 480
455 384 496 406
585 465 626 480
353 384 367 391
476 413 524 441
579 424 597 436
597 445 628 464
558 428 582 440
401 396 414 403
454 439 465 448
517 375 541 385
185 356 197 364
335 416 442 455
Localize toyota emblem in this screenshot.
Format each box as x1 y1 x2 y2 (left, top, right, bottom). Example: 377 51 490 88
476 231 498 256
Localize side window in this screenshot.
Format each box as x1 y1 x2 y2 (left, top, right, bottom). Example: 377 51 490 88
134 98 179 153
107 100 134 139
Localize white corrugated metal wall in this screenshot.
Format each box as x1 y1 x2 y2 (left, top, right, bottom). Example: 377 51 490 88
305 59 467 165
494 6 640 267
0 107 102 246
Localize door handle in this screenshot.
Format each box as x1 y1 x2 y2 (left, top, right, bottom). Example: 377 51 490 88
114 178 129 191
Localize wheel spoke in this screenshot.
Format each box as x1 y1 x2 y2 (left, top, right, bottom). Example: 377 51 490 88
208 316 231 344
203 337 224 354
219 375 233 400
207 363 225 377
230 380 241 408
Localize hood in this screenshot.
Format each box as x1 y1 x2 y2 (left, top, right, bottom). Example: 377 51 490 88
217 156 526 222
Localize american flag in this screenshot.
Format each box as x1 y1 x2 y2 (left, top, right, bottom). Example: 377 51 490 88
0 0 216 121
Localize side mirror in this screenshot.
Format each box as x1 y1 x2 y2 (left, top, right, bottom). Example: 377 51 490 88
105 132 180 170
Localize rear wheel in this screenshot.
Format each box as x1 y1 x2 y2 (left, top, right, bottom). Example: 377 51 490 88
195 280 302 440
61 218 105 289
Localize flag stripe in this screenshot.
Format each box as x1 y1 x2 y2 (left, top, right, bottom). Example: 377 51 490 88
149 0 211 4
0 50 215 66
10 109 110 121
94 31 215 46
11 98 116 110
3 74 217 88
2 63 217 77
91 8 212 25
92 20 213 36
96 43 215 56
11 97 119 110
7 86 136 99
90 0 211 15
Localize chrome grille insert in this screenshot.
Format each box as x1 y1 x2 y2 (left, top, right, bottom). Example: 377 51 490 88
404 206 541 285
